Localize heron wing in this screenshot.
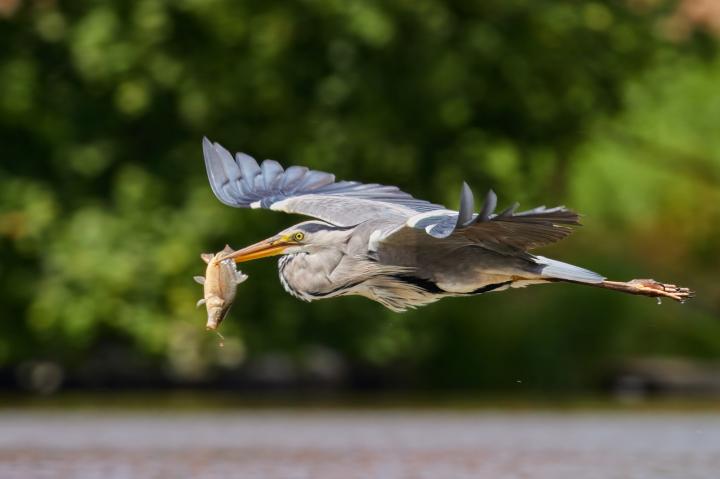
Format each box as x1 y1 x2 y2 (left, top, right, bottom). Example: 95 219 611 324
203 138 443 226
386 185 581 253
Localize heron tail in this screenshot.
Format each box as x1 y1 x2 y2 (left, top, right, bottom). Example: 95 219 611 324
534 255 605 284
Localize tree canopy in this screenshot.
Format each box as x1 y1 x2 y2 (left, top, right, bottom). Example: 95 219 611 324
1 0 718 392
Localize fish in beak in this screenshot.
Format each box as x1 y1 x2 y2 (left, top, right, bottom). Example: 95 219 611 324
218 234 292 263
194 245 248 331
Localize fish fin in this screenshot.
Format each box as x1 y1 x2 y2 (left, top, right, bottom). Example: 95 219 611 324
196 298 206 308
236 273 248 284
201 253 213 264
193 276 206 284
222 244 235 254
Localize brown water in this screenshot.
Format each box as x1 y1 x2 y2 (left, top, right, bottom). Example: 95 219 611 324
1 410 718 478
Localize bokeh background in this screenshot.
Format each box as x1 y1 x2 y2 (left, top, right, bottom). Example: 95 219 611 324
1 0 719 399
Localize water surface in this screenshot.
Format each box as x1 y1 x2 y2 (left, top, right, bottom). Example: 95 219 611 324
1 409 717 478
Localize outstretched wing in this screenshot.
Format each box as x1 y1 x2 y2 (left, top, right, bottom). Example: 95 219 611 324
203 138 443 226
383 184 581 254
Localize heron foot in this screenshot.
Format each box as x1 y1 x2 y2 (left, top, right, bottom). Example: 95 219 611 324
601 279 694 303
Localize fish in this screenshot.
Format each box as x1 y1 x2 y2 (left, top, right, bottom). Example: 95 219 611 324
194 245 248 331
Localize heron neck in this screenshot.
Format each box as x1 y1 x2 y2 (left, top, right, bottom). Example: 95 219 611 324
278 248 350 301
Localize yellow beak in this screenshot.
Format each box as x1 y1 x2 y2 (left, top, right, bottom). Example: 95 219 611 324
220 236 290 263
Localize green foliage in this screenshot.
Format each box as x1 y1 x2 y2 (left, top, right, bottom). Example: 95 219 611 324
0 0 717 390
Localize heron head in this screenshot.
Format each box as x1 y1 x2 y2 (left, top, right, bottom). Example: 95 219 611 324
220 221 351 263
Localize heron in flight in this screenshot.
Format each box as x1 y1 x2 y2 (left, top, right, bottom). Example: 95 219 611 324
203 138 691 311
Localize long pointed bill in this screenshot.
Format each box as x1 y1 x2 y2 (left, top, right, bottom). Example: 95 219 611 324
220 236 290 263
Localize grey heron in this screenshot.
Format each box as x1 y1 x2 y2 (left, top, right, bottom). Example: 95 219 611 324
203 138 692 311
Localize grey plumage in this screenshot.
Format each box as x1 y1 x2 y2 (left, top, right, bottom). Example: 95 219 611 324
455 183 476 228
534 256 604 284
203 138 692 311
203 138 442 226
477 188 497 223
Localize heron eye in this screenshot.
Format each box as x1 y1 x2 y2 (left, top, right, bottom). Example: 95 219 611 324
293 232 305 242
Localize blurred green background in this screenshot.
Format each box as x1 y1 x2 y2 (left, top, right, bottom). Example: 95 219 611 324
1 0 719 397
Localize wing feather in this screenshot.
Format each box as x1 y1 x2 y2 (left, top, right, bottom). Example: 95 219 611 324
203 138 443 226
203 138 580 251
395 184 581 253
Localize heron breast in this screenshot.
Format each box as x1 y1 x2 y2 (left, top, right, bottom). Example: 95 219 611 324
278 252 361 301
